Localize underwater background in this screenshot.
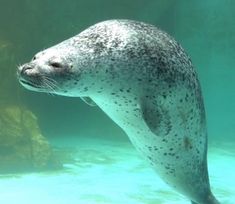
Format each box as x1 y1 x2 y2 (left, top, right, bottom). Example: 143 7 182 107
0 0 234 204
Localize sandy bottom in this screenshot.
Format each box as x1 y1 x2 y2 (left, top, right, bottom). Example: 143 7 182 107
0 136 234 204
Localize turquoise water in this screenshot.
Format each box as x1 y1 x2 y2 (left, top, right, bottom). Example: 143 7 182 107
0 0 235 204
0 137 234 204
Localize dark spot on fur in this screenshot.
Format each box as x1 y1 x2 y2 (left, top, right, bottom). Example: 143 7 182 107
162 139 167 142
148 156 153 161
183 136 193 150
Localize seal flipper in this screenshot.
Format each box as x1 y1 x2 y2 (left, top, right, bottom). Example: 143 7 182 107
191 192 220 204
81 97 97 106
141 97 172 136
191 198 220 204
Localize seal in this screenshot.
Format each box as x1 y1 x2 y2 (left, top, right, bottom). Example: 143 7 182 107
17 19 220 204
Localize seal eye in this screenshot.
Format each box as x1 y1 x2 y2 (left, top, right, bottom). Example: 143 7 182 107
50 62 62 68
32 56 36 61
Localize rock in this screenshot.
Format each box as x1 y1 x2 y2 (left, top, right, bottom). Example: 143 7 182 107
0 106 61 173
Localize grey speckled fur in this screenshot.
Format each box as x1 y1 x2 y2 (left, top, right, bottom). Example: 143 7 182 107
18 20 220 204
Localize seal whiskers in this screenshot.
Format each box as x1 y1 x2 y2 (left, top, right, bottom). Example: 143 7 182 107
42 75 59 94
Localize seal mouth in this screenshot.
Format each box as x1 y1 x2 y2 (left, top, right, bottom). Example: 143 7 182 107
18 71 60 93
19 79 40 88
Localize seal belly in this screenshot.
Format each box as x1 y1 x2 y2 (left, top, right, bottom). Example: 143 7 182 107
92 88 211 204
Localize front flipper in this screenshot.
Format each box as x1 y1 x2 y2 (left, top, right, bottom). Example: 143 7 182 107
141 97 172 137
81 97 97 106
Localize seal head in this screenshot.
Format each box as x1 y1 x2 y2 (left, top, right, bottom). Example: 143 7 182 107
18 44 84 95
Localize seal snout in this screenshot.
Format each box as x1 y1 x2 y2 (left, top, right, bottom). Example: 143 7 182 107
19 63 33 75
17 62 41 89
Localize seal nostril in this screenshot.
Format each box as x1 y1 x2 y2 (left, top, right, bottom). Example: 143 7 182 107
21 65 32 74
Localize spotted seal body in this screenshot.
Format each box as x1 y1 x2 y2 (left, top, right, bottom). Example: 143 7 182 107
18 20 219 204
